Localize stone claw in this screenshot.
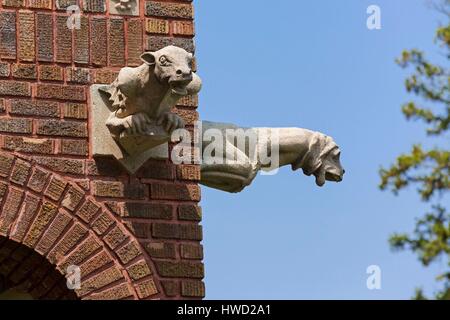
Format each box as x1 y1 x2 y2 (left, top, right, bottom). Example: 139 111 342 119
157 112 185 134
123 112 152 136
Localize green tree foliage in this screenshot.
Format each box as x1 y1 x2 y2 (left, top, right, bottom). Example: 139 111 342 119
379 1 450 300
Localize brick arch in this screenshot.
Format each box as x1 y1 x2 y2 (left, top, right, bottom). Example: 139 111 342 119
0 151 160 300
0 236 77 300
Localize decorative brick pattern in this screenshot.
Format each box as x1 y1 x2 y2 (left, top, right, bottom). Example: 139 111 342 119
91 17 107 66
18 11 35 62
0 11 17 59
74 15 89 64
36 13 53 62
146 1 194 19
55 15 72 63
39 65 63 81
127 19 143 66
109 18 125 67
145 18 169 34
10 99 59 117
0 0 204 300
28 0 52 9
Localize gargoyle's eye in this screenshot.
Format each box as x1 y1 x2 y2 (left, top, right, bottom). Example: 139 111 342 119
159 56 169 66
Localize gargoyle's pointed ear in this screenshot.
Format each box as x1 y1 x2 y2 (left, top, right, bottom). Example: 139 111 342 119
140 52 156 65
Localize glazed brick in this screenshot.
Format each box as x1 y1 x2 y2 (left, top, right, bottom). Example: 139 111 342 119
135 278 158 298
23 201 58 247
147 36 194 53
180 244 203 260
91 17 107 66
34 156 85 175
172 20 195 36
76 199 100 223
145 18 169 34
76 266 124 297
44 175 67 201
18 11 35 62
155 260 204 279
127 19 143 66
0 118 32 134
39 65 64 81
150 183 200 201
2 0 25 7
9 193 40 242
34 210 71 255
10 158 31 185
146 1 194 19
83 0 106 13
0 80 31 97
145 242 176 259
61 185 84 211
36 84 87 101
28 0 52 9
36 13 53 62
109 18 125 67
0 62 10 77
181 281 205 298
122 202 173 219
36 119 88 137
4 136 54 154
116 241 141 264
74 15 89 64
27 167 50 192
126 260 152 281
0 188 24 236
55 15 72 63
63 103 87 119
61 139 88 156
10 99 60 117
152 223 202 240
65 67 91 84
0 11 17 59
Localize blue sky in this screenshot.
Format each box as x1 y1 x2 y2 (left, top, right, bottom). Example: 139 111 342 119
194 0 448 299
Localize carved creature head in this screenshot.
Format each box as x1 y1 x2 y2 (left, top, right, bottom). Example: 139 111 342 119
293 133 345 187
140 46 202 96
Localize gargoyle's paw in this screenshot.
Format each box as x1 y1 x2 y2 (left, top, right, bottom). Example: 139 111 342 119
158 113 185 134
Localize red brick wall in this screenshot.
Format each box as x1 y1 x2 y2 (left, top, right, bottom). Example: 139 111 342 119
0 0 203 299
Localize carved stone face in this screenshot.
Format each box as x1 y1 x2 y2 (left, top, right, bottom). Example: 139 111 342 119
314 147 345 187
140 46 201 96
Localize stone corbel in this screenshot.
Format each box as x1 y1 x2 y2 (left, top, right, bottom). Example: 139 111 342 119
91 45 202 173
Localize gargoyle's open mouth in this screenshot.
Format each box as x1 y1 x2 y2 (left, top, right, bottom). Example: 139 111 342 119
169 78 192 96
325 171 343 182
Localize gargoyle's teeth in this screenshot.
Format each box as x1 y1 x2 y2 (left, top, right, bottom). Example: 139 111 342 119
171 87 188 95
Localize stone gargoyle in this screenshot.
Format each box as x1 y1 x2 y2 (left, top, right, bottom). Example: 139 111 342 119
199 121 345 193
99 45 202 156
